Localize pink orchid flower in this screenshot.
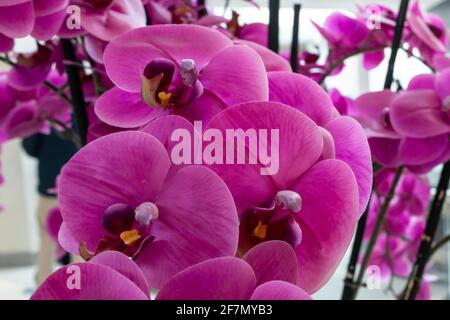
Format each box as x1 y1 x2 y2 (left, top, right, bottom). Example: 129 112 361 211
57 131 239 288
95 24 270 128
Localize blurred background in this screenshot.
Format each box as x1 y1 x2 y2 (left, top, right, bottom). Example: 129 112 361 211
1 0 449 299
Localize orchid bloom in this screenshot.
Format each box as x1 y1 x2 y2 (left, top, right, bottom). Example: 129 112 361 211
1 71 71 139
59 0 146 41
313 11 389 73
57 131 239 288
95 24 269 128
366 169 430 240
198 77 371 293
407 0 448 66
0 0 68 45
157 242 311 300
59 0 146 64
7 41 64 91
32 241 312 300
353 85 450 173
31 251 150 300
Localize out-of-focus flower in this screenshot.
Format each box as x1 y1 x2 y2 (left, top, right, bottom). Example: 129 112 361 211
0 0 68 42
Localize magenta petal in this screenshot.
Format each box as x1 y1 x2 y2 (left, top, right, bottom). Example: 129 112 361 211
58 222 79 254
31 9 66 41
200 45 268 106
353 90 398 138
243 241 298 286
408 2 446 52
239 23 268 47
250 281 312 300
234 39 291 72
3 102 43 139
84 35 107 64
369 137 401 168
156 257 256 300
94 87 167 128
0 1 34 38
0 75 14 123
33 0 68 16
46 207 62 242
0 33 13 52
58 132 171 253
177 90 226 123
390 90 450 138
89 251 149 298
104 25 232 92
435 68 450 103
206 101 323 213
7 64 51 91
325 116 373 215
82 0 146 41
136 165 238 288
268 72 334 126
363 50 385 70
399 135 449 165
141 115 195 158
31 263 148 300
407 74 435 90
0 1 31 5
292 159 359 293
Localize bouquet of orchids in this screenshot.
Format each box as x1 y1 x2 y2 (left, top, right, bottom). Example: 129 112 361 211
0 0 449 301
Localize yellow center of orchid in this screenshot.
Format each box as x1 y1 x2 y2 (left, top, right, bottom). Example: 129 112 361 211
158 91 172 107
252 221 268 239
119 229 142 246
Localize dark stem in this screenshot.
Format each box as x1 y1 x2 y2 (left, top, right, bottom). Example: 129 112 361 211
290 4 301 72
341 203 370 299
341 0 410 301
384 0 410 89
197 0 207 17
61 39 89 147
352 166 404 299
268 0 280 53
403 161 450 300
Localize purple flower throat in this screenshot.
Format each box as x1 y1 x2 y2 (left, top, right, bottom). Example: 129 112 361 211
80 202 159 260
239 190 303 255
141 58 203 109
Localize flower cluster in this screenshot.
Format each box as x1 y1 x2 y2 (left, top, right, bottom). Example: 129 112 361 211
0 0 449 301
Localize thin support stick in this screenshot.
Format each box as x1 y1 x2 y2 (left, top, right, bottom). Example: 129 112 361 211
384 0 410 89
61 39 89 147
290 4 301 72
268 0 280 53
404 161 450 300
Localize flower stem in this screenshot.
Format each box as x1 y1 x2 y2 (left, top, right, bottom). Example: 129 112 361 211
351 166 404 299
290 4 301 72
60 39 89 147
403 161 450 300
